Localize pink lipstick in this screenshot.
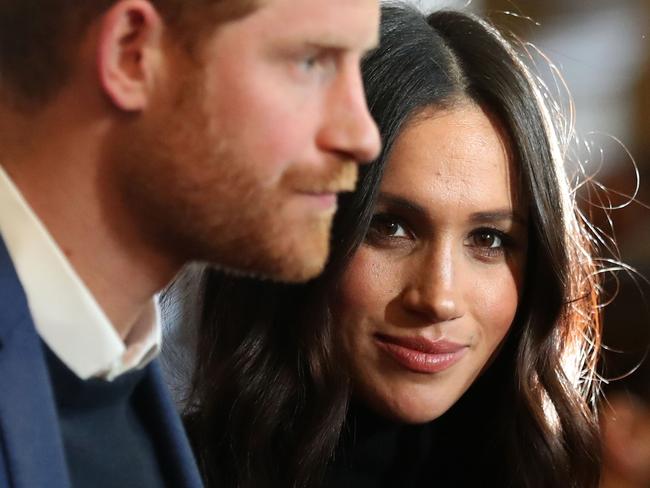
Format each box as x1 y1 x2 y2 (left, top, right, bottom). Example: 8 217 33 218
375 334 468 374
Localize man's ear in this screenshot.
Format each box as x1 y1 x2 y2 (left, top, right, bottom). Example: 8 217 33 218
97 0 165 111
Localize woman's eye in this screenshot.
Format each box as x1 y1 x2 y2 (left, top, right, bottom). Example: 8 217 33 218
367 214 410 240
465 228 513 260
471 230 503 249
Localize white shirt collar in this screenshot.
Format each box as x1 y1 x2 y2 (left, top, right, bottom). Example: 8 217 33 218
0 165 161 381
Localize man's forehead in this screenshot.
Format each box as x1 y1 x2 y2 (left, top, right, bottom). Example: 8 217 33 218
249 0 380 51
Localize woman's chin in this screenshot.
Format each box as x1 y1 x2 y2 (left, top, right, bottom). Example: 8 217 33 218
391 409 448 425
374 396 454 425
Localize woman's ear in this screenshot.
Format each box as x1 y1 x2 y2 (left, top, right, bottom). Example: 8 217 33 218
96 0 166 111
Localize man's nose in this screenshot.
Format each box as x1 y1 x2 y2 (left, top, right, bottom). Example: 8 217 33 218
317 65 382 164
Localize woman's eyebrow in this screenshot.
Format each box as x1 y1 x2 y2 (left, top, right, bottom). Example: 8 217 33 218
469 210 527 226
377 193 527 227
376 192 428 216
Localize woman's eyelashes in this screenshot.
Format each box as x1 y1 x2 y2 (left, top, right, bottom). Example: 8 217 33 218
366 212 518 260
366 213 413 244
464 227 516 261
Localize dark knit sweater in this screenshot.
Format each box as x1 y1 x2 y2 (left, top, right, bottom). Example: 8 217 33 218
323 370 510 488
44 345 167 488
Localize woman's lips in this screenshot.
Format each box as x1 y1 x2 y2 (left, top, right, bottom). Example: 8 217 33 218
374 333 468 374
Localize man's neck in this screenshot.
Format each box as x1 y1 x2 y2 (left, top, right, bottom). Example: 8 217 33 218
0 101 179 339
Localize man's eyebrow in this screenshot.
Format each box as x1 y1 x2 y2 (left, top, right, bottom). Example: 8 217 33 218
300 29 379 53
301 41 375 55
469 210 527 226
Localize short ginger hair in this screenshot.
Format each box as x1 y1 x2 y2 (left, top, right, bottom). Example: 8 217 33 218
0 0 257 109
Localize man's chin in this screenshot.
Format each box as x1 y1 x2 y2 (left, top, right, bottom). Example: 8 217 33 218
210 249 328 283
278 251 329 283
262 213 333 283
205 230 331 283
260 238 330 283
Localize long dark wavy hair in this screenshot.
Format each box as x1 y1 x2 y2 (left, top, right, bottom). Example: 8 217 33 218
182 4 602 487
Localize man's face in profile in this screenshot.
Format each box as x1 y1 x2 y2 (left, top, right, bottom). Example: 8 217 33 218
113 0 381 282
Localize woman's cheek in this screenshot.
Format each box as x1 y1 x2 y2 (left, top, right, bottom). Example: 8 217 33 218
472 268 520 347
336 246 396 319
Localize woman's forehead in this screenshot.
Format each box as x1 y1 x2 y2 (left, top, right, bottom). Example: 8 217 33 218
381 104 525 217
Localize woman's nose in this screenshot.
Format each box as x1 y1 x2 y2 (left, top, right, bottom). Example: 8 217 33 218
400 245 464 324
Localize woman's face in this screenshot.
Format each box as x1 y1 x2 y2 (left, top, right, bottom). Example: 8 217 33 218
334 103 528 423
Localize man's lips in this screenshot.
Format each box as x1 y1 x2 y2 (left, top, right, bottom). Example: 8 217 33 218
374 333 468 374
293 166 357 210
298 191 338 210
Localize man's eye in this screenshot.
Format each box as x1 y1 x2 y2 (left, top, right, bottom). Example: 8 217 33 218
299 55 319 71
295 52 337 78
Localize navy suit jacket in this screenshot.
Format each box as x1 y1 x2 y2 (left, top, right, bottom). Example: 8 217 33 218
0 237 203 487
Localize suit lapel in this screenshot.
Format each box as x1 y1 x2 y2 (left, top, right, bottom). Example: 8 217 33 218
136 361 203 488
0 237 70 488
0 236 201 487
